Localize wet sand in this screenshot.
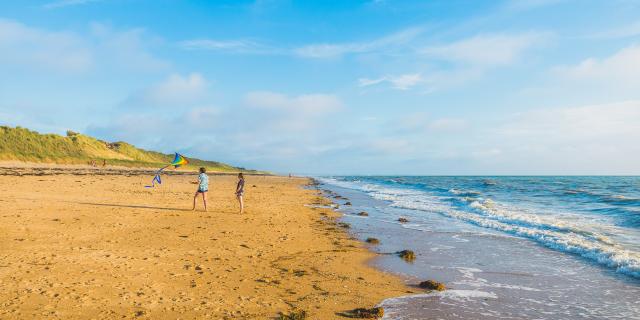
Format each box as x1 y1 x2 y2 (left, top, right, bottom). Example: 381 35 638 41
0 165 408 319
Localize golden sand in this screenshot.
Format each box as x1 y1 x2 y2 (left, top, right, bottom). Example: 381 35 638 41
0 167 408 319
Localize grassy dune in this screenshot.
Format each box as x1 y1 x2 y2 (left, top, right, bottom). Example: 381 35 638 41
0 126 254 173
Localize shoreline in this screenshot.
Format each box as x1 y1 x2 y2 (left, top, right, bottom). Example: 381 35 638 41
317 176 640 320
0 165 409 319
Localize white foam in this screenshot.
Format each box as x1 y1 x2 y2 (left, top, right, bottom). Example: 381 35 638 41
381 290 498 306
319 177 640 279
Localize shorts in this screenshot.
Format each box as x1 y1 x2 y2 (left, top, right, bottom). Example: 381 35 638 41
197 188 208 193
236 191 244 197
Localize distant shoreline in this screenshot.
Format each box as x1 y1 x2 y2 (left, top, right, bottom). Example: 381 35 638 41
0 161 273 176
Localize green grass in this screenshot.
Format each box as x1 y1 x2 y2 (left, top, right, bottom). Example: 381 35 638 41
0 126 259 173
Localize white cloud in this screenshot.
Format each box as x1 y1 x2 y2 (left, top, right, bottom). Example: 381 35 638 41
294 27 423 59
358 77 387 87
390 73 424 90
501 101 640 140
481 100 640 173
0 19 92 72
135 73 209 107
358 73 423 90
553 44 640 85
0 19 167 74
422 32 549 67
244 91 342 115
42 0 103 9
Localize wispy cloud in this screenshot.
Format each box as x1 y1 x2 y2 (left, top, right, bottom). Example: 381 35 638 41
358 73 423 90
178 39 280 54
421 32 550 67
177 27 423 58
553 44 640 85
42 0 103 9
293 27 424 59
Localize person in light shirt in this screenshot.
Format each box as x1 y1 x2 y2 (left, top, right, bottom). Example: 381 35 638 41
191 167 208 211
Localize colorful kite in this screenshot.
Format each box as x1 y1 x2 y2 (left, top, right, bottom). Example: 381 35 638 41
145 153 189 188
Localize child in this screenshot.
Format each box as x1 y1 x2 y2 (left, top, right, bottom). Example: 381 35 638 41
235 173 245 214
192 167 208 211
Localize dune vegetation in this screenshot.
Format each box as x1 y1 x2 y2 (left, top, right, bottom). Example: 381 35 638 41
0 126 253 173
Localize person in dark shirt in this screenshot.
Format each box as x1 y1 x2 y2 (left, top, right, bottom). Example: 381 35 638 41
235 173 245 214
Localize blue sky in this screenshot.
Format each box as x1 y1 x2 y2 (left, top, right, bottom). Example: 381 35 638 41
1 0 640 174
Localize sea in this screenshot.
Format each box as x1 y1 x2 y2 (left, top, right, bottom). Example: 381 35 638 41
316 176 640 320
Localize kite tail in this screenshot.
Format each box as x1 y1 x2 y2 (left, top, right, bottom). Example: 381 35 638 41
145 165 169 188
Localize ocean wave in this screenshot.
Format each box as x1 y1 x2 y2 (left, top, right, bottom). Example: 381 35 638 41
463 198 615 245
604 194 640 204
417 200 640 278
319 177 640 279
448 188 482 197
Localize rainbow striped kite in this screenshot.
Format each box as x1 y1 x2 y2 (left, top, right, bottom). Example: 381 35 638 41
170 153 188 167
145 153 189 188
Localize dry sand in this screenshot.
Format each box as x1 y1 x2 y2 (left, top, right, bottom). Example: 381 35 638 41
0 166 409 319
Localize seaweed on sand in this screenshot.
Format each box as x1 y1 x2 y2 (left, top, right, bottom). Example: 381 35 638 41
337 307 384 318
277 310 307 320
396 250 415 262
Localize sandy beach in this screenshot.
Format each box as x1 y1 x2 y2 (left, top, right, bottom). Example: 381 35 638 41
0 165 408 319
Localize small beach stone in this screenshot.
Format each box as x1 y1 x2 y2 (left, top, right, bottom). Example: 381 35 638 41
418 280 446 291
357 211 368 216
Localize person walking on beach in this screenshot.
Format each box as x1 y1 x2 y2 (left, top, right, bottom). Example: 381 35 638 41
192 167 208 211
235 173 245 214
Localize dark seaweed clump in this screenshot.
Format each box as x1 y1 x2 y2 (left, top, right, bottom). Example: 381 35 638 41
396 250 415 262
365 237 380 244
339 307 384 318
419 280 446 291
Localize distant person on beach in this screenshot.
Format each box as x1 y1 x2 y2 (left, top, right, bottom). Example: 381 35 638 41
235 173 245 214
192 167 208 211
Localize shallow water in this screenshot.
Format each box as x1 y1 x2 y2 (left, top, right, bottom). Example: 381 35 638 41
318 176 640 320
